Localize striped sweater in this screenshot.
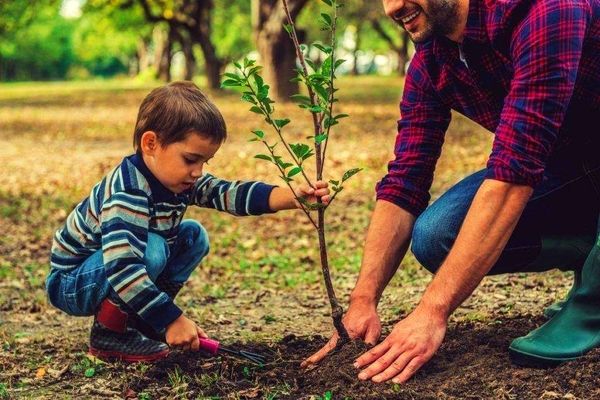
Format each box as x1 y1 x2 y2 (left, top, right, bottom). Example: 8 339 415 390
50 154 275 332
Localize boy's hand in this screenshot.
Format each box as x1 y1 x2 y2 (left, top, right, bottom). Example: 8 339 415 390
165 315 208 351
295 180 330 208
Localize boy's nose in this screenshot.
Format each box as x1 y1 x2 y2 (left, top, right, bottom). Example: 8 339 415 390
191 166 203 178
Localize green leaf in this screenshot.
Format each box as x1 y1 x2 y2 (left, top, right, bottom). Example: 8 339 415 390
320 13 332 26
290 143 310 159
314 43 332 54
287 167 302 177
334 59 346 70
224 72 242 80
342 168 363 182
241 93 256 104
254 154 272 162
321 0 333 6
252 130 264 139
335 113 349 120
221 79 241 88
280 175 293 183
274 119 291 128
329 180 339 186
290 94 311 104
315 134 328 144
84 368 95 378
283 23 293 34
250 106 263 115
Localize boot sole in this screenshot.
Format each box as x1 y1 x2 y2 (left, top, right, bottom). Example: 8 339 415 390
508 347 579 368
89 346 170 363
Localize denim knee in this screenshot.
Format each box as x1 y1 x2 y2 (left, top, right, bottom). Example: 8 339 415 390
411 210 454 274
144 233 170 281
180 220 210 260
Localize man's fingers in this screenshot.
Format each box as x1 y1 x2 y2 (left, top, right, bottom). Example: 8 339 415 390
364 326 381 345
301 335 338 368
371 351 414 383
190 335 200 351
314 180 328 188
197 327 209 339
357 346 401 381
392 356 425 384
354 340 390 369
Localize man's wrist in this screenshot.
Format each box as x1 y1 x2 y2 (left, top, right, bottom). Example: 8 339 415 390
349 291 378 307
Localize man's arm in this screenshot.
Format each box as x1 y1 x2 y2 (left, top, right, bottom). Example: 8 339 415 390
350 200 415 305
355 180 532 384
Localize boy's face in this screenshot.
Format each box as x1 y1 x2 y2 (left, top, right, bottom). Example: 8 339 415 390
141 130 221 194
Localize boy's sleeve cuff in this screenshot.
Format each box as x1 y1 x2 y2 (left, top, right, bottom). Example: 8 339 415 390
143 297 183 333
249 183 277 215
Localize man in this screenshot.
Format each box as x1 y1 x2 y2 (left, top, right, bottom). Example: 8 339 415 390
303 0 600 384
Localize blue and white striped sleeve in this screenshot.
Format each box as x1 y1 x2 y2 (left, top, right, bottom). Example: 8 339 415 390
190 174 276 216
100 190 182 332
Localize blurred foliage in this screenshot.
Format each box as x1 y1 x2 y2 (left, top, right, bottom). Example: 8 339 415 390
0 0 406 82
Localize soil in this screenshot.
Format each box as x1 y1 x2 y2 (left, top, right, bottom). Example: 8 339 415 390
126 316 600 399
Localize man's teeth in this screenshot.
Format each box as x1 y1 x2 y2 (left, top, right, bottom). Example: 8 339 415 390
402 10 420 24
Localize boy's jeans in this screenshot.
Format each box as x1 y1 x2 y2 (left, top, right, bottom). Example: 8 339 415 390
410 142 600 275
46 220 209 317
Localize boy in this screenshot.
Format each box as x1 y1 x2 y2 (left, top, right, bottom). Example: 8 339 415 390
46 81 330 362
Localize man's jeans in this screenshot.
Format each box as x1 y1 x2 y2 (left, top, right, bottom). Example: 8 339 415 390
411 142 600 275
46 220 209 316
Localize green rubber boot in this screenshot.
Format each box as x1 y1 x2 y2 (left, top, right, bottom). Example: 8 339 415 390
526 235 592 318
509 240 600 367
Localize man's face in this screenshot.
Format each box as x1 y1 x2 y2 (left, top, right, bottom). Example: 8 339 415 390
382 0 460 43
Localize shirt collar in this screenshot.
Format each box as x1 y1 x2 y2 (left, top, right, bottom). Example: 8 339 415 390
128 153 179 203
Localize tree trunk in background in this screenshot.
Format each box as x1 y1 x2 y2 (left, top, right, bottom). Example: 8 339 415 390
173 29 196 81
371 19 410 76
136 38 151 74
252 0 308 102
157 26 175 82
352 23 362 76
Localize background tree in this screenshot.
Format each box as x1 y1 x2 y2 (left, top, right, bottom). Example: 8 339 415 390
251 0 308 101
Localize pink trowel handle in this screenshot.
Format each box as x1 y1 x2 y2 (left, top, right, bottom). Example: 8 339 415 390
199 338 220 355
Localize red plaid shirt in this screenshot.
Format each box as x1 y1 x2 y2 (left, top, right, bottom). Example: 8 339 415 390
376 0 600 217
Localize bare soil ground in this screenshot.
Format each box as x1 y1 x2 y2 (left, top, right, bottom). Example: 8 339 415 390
0 77 592 399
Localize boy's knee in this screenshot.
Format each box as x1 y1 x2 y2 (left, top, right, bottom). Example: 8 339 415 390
144 233 170 280
180 220 210 258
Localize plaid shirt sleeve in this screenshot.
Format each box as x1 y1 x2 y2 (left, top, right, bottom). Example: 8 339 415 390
376 53 451 217
485 0 591 187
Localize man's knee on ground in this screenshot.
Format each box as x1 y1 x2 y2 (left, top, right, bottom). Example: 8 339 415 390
411 211 451 274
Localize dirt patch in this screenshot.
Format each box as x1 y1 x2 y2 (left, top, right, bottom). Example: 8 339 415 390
124 317 600 399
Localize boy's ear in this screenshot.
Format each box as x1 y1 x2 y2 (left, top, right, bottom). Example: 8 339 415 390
140 131 158 155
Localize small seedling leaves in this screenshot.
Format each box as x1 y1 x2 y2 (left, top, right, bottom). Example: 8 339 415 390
306 58 317 72
249 106 263 115
321 0 333 6
254 154 272 162
283 23 293 34
290 143 310 159
320 13 332 27
287 167 302 178
315 133 328 144
221 79 241 88
241 93 256 104
274 119 291 128
342 167 362 182
224 72 241 80
335 113 349 120
334 59 346 70
314 43 332 54
84 368 95 378
309 105 325 113
329 180 339 186
280 175 293 183
252 130 264 139
313 84 330 102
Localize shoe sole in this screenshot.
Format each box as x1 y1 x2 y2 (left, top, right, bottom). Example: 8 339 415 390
508 347 579 368
88 346 170 363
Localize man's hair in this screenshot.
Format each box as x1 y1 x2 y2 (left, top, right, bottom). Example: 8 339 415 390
133 81 227 150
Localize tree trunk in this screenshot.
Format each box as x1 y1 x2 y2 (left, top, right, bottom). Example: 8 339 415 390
252 0 308 102
194 30 223 89
352 23 362 76
173 29 196 81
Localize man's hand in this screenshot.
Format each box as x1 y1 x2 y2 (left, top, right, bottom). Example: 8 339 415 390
295 180 330 207
301 298 381 367
354 306 447 384
165 315 208 351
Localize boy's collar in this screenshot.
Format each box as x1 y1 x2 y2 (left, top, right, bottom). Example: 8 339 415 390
128 153 180 203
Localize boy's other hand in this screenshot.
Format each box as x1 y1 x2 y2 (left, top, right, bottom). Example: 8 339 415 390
296 180 330 208
166 315 202 351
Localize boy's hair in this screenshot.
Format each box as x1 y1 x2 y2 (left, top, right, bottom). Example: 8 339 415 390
133 81 227 150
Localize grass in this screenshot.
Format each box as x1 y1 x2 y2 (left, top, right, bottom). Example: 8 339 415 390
0 76 575 398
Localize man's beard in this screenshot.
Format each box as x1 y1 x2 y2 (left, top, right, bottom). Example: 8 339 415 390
401 0 460 43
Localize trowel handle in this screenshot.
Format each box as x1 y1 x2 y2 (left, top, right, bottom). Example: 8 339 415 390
199 337 220 355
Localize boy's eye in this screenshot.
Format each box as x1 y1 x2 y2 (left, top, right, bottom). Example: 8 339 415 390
183 157 198 165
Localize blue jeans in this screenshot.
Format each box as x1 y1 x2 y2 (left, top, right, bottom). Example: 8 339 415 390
46 220 209 316
411 143 600 275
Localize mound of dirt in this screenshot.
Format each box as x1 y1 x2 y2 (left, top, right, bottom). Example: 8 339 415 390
129 317 600 399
